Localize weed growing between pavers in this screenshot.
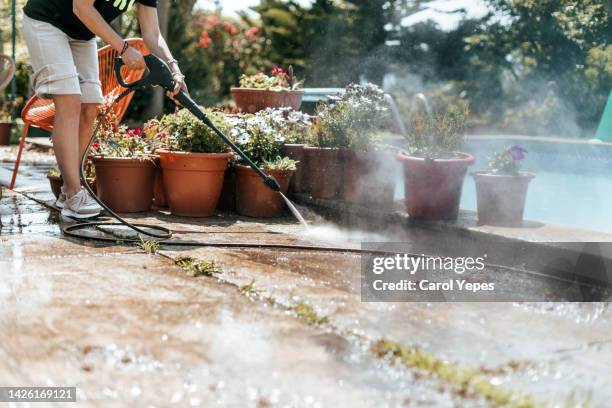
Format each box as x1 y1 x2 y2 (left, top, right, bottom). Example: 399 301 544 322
164 253 557 407
174 256 221 277
371 339 556 408
292 301 329 326
139 239 160 254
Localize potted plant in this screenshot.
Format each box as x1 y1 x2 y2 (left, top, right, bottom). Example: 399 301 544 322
231 66 304 113
260 107 312 194
397 100 473 220
157 108 233 217
90 116 161 213
0 96 21 146
473 145 534 226
47 167 62 199
228 111 297 218
334 84 396 205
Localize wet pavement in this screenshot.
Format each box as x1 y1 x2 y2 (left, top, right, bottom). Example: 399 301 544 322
1 153 612 407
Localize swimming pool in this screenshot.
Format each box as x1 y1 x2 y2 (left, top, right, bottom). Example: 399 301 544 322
395 136 612 233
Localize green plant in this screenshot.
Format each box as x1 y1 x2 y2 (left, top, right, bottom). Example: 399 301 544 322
174 256 221 277
0 96 23 121
239 66 303 90
227 110 297 170
309 83 388 151
404 100 469 159
262 107 312 144
159 108 230 153
47 167 61 178
488 145 528 175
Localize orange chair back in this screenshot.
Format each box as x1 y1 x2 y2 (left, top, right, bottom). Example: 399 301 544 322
21 38 149 132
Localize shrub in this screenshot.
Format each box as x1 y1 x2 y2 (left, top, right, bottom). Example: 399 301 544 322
239 66 303 90
404 99 469 159
309 83 389 151
159 108 230 153
261 107 312 144
227 111 296 170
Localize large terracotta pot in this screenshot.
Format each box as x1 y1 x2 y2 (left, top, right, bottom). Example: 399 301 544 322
157 149 232 217
341 149 396 206
303 147 342 199
235 165 293 218
47 174 62 199
92 156 157 213
397 151 474 220
231 88 304 113
0 122 13 146
281 144 307 194
473 171 535 226
217 166 236 212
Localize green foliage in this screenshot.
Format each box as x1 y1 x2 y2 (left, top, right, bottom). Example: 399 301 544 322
227 110 297 170
174 256 221 277
0 95 22 121
309 83 389 150
239 66 303 90
488 145 528 174
262 107 312 144
405 100 469 159
159 108 230 153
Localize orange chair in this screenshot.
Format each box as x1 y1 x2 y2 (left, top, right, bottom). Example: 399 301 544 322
9 38 149 189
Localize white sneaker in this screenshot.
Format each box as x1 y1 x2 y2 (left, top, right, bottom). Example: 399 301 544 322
81 189 104 212
61 190 102 219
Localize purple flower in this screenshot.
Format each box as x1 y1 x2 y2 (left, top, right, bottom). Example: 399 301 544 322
506 145 528 161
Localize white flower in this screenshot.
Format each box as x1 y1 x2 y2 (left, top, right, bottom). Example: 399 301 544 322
236 133 250 145
274 133 285 143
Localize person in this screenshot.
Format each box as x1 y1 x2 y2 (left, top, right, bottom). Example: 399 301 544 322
22 0 187 218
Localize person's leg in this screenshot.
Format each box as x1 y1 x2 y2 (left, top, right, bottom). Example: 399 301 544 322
78 103 98 156
70 37 104 157
51 94 82 197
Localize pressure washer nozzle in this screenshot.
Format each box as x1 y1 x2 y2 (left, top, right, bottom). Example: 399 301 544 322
264 176 282 192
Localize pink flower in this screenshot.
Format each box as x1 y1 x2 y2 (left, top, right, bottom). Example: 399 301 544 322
271 66 286 77
223 22 239 36
507 145 528 161
196 32 213 48
245 26 259 41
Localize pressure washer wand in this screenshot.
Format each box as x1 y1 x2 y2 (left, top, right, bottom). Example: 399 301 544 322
114 55 281 192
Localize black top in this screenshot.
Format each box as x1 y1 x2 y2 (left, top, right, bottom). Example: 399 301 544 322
24 0 157 41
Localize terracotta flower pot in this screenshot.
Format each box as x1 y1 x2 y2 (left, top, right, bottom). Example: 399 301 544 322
157 149 232 217
341 149 396 206
397 151 474 220
47 174 62 199
153 166 168 208
473 171 535 226
281 144 307 194
217 166 236 212
231 88 304 113
235 164 293 218
92 156 157 213
0 122 13 146
303 146 342 199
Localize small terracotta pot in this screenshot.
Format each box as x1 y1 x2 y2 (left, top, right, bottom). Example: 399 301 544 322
473 171 535 226
157 149 232 217
281 144 307 194
217 165 236 212
341 149 396 206
47 174 62 199
397 151 474 220
231 88 304 113
153 166 168 208
235 165 293 218
0 122 13 146
303 146 342 199
92 156 157 213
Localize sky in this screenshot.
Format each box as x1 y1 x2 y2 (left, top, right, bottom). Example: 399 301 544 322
201 0 491 31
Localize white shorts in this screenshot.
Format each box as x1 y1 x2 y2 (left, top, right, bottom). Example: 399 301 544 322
22 14 104 104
